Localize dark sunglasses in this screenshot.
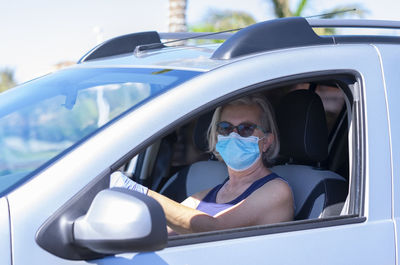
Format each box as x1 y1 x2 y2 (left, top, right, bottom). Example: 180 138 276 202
217 121 266 137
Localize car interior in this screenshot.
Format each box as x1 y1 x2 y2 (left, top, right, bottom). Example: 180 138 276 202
118 76 353 229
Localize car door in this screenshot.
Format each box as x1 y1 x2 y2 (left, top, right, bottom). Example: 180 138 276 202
7 44 395 264
0 197 11 265
377 43 400 262
142 44 394 265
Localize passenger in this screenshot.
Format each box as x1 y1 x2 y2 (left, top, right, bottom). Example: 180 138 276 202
110 94 294 234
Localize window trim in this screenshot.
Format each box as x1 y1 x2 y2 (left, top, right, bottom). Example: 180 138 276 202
167 215 366 247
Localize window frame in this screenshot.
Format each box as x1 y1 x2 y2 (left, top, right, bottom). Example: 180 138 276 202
108 71 366 246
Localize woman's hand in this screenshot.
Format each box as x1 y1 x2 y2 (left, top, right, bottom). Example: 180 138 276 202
109 171 149 194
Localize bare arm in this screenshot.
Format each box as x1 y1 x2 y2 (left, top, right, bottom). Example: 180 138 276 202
166 189 210 235
148 178 294 234
148 189 216 234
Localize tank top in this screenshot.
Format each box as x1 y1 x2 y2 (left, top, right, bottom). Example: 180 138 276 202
196 173 281 216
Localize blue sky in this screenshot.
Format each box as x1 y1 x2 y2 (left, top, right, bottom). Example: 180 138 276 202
1 0 399 84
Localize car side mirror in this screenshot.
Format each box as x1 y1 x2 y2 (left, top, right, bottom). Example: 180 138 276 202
73 188 167 254
36 187 167 260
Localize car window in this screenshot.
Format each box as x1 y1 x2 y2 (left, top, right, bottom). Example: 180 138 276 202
0 67 201 195
126 78 351 222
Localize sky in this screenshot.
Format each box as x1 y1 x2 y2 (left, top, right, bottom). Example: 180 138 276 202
1 0 399 84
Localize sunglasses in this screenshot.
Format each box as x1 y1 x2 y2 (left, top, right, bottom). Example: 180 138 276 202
217 121 266 137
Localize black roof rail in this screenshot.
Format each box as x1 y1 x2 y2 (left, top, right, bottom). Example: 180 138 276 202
78 31 163 63
211 17 333 60
78 18 400 63
159 32 233 40
307 19 400 29
160 19 400 42
211 17 400 60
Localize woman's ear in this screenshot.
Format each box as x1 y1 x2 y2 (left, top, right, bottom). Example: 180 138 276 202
262 133 274 152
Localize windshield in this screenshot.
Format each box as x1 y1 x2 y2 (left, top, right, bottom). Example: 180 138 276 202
0 67 200 195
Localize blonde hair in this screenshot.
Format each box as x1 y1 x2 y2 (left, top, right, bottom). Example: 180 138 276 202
207 94 280 167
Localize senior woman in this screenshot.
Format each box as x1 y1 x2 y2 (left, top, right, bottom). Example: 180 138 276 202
110 94 294 234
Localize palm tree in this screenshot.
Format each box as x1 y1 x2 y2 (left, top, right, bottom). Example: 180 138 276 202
0 68 16 92
169 0 187 32
271 0 292 18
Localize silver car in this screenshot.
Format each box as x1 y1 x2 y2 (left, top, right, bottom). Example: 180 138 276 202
1 17 400 264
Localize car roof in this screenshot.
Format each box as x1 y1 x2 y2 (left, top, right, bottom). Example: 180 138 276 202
77 17 400 72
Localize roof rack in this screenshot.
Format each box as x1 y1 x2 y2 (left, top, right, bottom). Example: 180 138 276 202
159 32 233 40
159 19 400 41
78 31 163 63
212 17 333 60
78 31 233 63
78 18 400 63
308 19 400 29
211 17 400 60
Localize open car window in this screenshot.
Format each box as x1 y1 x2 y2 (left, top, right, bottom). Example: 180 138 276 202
121 76 357 234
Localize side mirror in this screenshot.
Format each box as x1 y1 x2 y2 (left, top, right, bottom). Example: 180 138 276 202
73 188 167 254
36 187 167 260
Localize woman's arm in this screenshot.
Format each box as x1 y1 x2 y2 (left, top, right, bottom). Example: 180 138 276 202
111 172 293 234
167 190 209 235
148 190 217 234
148 178 294 234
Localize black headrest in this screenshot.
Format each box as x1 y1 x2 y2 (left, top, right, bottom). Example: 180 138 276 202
193 111 214 152
276 89 328 163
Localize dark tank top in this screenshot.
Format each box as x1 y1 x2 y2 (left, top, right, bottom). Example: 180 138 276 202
196 173 281 216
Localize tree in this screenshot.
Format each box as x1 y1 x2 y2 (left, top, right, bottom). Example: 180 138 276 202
0 68 16 92
169 0 187 32
271 0 292 18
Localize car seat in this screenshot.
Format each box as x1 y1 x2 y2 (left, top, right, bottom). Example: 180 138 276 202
160 111 227 202
271 88 348 220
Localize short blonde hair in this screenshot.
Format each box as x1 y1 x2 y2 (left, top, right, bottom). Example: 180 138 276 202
207 94 280 167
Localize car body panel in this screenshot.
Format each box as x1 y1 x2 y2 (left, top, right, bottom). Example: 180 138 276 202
90 220 395 265
6 43 395 264
357 45 393 223
0 197 11 265
375 43 400 261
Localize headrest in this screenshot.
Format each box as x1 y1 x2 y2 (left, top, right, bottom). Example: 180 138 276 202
193 111 214 152
276 89 328 163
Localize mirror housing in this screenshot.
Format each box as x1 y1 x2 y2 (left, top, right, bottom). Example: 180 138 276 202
36 187 167 260
73 188 167 254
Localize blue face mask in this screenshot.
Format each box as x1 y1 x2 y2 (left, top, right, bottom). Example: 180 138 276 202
216 132 263 171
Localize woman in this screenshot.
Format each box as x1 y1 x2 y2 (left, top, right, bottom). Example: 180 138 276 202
110 94 294 234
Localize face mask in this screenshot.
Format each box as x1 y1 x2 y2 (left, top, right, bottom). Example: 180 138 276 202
216 132 263 171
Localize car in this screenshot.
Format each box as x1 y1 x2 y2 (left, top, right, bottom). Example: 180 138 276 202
0 16 400 264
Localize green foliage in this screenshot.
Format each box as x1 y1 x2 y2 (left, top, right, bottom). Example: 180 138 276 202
270 0 366 19
0 68 16 92
268 0 366 34
294 0 307 17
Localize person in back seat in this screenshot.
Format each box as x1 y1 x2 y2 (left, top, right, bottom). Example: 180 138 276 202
110 94 294 234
